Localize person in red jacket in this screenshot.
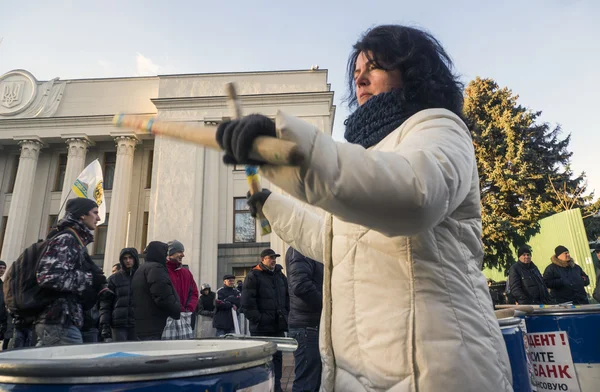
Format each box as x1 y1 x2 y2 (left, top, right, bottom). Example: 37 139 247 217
166 241 199 316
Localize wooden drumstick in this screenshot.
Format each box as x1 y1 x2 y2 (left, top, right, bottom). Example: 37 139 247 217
495 305 535 313
494 308 516 319
225 82 272 235
112 113 303 166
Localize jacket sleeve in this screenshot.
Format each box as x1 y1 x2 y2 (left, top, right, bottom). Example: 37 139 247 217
185 275 199 312
508 266 529 304
99 276 116 326
594 273 600 303
263 193 324 263
146 266 181 319
283 274 290 313
37 233 92 294
215 289 233 310
227 289 241 308
543 265 565 289
287 250 322 310
241 273 261 324
579 267 590 287
261 110 474 237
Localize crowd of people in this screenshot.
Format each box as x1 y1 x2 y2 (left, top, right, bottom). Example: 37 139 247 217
0 197 323 392
488 244 600 306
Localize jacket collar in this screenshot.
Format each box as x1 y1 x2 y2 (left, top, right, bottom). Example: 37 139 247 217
55 214 94 245
253 262 283 274
551 255 574 268
166 259 182 271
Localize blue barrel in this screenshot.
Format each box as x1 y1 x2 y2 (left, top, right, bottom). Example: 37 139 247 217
0 339 276 391
525 306 600 392
499 317 532 392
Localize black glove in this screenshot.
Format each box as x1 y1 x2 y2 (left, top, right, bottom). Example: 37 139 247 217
216 114 276 165
246 188 272 218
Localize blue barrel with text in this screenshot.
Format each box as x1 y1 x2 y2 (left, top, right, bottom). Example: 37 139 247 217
525 306 600 392
0 339 275 391
500 317 532 392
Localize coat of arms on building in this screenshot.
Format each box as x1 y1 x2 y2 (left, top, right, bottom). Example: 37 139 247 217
1 81 25 108
0 69 65 118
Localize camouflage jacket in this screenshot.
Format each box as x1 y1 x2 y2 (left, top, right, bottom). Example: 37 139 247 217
36 216 94 328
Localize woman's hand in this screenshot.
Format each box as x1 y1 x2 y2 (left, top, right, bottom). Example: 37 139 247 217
216 114 276 165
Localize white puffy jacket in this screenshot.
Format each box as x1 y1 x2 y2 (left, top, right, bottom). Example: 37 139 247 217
261 109 512 392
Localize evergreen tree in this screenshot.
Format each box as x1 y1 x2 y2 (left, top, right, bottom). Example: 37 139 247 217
464 77 592 270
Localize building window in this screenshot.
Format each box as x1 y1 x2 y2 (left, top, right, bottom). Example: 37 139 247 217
232 266 254 281
0 216 7 252
233 164 245 172
146 150 153 189
234 197 255 243
53 154 68 192
7 156 19 194
47 215 58 235
103 152 116 190
141 212 149 253
94 213 109 255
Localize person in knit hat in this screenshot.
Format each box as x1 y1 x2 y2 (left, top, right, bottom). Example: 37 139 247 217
166 240 199 335
543 245 590 304
508 246 551 305
35 197 109 346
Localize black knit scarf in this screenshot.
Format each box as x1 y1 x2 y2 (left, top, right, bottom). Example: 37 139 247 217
344 90 414 149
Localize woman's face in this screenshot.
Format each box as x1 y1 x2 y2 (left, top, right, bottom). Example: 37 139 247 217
354 51 402 106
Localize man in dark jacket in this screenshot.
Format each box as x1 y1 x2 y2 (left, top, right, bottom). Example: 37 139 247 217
508 246 552 305
543 246 590 304
132 241 181 340
100 248 139 341
285 247 323 392
213 274 241 336
35 198 109 346
241 248 289 392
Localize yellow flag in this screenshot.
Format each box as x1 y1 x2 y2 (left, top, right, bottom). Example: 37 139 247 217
72 159 106 225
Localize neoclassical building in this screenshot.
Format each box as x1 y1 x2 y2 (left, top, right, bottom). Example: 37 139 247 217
0 69 335 288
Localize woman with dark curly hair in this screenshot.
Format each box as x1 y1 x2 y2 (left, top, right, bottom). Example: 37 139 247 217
217 25 512 392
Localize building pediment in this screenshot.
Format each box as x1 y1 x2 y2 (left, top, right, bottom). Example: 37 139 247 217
0 69 66 119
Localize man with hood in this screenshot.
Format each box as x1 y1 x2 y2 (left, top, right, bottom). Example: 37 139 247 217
132 241 181 340
241 249 290 392
36 198 109 346
508 246 552 305
100 247 139 341
543 245 590 304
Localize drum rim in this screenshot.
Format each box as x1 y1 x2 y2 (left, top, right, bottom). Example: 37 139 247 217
527 307 600 316
498 317 522 327
0 341 277 384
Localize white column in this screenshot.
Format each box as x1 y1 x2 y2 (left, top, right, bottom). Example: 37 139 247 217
199 148 220 288
59 137 91 218
1 139 44 267
103 135 138 272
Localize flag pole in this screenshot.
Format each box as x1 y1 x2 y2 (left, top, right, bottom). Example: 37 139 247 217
53 188 73 228
125 211 131 247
